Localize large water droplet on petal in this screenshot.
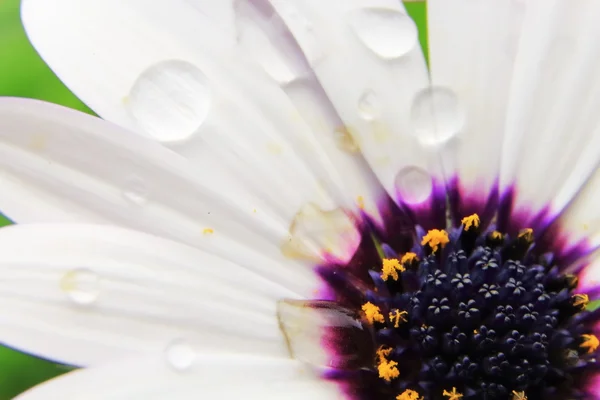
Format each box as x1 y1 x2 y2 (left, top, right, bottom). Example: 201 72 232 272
410 87 464 146
347 8 418 60
395 167 432 204
165 339 195 371
277 299 375 370
60 268 100 306
127 60 211 142
281 204 360 262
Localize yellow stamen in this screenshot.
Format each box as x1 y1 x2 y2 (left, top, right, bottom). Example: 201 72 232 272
442 387 463 400
581 334 599 354
203 228 214 235
362 302 384 324
397 389 423 400
381 258 405 281
401 252 418 265
512 391 527 400
421 229 449 253
572 293 589 310
518 228 534 242
389 309 408 328
357 196 365 210
490 230 504 240
461 214 480 231
376 346 399 381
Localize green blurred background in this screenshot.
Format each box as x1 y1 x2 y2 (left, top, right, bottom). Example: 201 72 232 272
0 0 427 397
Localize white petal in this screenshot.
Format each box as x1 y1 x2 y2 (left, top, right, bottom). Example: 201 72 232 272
0 224 300 366
16 355 342 399
0 97 349 295
428 0 525 223
431 0 600 231
21 0 388 227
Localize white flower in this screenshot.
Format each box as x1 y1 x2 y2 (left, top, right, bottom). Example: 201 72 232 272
2 0 600 398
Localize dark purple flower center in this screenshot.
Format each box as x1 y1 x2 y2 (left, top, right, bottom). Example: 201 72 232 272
314 213 600 400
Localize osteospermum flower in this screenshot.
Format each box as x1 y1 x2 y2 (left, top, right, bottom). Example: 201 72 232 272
2 0 600 398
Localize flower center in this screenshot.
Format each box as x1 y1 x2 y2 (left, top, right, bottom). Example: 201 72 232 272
313 214 600 400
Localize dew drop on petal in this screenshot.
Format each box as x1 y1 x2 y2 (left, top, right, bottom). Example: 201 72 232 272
281 204 360 262
346 8 418 60
122 175 149 206
127 60 211 142
410 87 465 146
277 299 375 370
165 339 195 371
395 166 432 204
60 268 100 306
357 90 379 120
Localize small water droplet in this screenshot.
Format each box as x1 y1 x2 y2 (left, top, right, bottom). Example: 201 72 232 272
395 167 432 204
410 87 464 146
122 176 149 206
127 60 211 142
165 339 195 371
272 2 323 65
357 90 379 120
60 268 100 306
347 8 417 60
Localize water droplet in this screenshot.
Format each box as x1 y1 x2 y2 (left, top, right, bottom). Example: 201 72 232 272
410 87 464 146
122 176 149 206
281 204 360 262
165 339 195 371
357 90 379 120
127 60 211 142
395 167 432 204
347 8 417 60
334 126 359 153
272 1 323 65
60 268 100 306
277 299 375 370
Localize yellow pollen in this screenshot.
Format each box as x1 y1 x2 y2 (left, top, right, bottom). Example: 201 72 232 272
376 346 399 382
490 230 504 240
203 228 214 235
442 387 463 400
572 293 589 310
518 228 534 242
362 302 384 324
397 389 423 400
389 309 408 328
357 196 365 210
401 252 418 265
381 258 405 281
421 229 449 253
581 334 600 354
473 329 479 335
512 391 527 400
461 213 480 231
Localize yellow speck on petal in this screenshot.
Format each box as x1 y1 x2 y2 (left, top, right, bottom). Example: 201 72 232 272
253 208 257 213
461 214 480 231
397 389 423 400
581 334 599 354
401 252 418 265
518 228 534 242
267 142 283 155
29 133 47 151
203 228 214 235
421 229 449 253
381 258 405 281
490 231 504 240
572 293 589 310
442 387 463 400
357 196 365 210
389 309 408 328
375 346 399 381
584 224 589 230
362 302 384 324
512 391 527 400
